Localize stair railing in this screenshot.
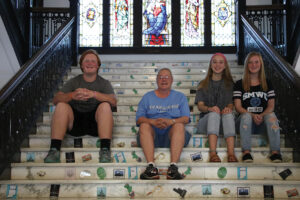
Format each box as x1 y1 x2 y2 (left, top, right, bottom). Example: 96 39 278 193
245 5 287 59
239 14 300 161
29 7 70 57
0 17 75 176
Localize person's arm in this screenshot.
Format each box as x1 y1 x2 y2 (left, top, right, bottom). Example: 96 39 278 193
52 91 73 105
94 91 117 107
260 99 275 117
234 98 248 114
197 101 220 114
197 101 209 113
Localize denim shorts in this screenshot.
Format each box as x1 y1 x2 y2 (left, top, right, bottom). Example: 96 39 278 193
137 126 191 148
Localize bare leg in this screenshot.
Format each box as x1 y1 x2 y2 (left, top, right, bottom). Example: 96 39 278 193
226 136 235 156
95 102 113 139
208 134 218 156
169 123 185 163
139 123 155 163
51 102 74 140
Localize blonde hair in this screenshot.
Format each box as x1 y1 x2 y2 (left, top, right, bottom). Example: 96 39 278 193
198 53 234 90
242 52 268 92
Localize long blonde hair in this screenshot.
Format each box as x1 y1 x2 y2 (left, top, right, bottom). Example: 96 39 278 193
242 52 268 92
197 53 234 90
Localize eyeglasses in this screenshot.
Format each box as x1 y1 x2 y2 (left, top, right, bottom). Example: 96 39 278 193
157 75 171 80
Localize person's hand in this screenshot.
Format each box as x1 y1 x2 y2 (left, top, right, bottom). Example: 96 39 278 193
252 114 263 125
221 107 232 114
72 88 93 101
209 106 221 114
152 118 170 129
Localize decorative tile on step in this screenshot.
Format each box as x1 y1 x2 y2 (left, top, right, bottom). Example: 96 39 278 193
20 147 293 163
11 162 300 181
1 179 299 199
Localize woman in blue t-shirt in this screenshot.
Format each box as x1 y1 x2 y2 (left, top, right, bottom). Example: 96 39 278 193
233 52 282 163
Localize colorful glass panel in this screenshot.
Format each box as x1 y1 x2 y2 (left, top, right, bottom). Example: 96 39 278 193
79 0 103 47
142 0 172 47
110 0 133 47
211 0 235 46
180 0 204 46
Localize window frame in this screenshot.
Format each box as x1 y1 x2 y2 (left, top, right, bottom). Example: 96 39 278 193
78 0 237 54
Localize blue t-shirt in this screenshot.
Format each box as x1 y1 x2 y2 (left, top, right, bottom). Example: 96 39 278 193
136 90 190 125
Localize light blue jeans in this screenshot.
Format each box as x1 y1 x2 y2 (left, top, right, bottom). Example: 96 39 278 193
238 112 281 152
196 112 236 138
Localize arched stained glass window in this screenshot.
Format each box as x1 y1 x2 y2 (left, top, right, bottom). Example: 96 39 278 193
142 0 172 47
110 0 133 47
79 0 103 47
180 0 204 47
211 0 235 46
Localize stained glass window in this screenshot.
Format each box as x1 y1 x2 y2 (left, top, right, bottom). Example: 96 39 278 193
211 0 235 46
110 0 133 47
142 0 172 47
180 0 204 47
79 0 103 47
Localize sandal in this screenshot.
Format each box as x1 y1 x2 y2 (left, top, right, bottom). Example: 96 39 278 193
227 154 238 162
209 154 221 162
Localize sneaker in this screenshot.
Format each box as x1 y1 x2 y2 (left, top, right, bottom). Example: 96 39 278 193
99 148 112 163
44 148 60 163
167 164 185 180
140 164 159 180
242 153 253 163
270 153 282 163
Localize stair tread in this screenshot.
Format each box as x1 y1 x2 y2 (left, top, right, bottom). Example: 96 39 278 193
21 147 293 152
11 162 300 167
1 179 300 184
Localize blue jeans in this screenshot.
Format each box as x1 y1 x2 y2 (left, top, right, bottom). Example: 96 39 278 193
238 112 281 152
196 112 236 138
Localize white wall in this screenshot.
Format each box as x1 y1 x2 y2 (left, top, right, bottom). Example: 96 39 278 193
43 0 69 7
0 16 20 89
294 48 300 76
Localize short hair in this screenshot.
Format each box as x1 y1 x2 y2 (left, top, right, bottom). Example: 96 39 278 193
157 68 173 79
79 49 101 72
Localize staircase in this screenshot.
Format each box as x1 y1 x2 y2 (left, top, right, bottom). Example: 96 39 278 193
1 57 300 199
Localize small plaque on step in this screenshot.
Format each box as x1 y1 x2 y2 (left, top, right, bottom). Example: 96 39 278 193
74 138 83 148
50 184 60 198
279 168 292 180
264 185 274 198
66 152 75 163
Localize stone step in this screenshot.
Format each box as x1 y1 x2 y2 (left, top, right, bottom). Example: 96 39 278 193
66 73 243 82
36 123 198 135
20 147 293 163
41 111 201 123
11 162 300 181
1 179 299 199
70 66 244 75
46 95 198 113
28 134 286 149
97 61 242 68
